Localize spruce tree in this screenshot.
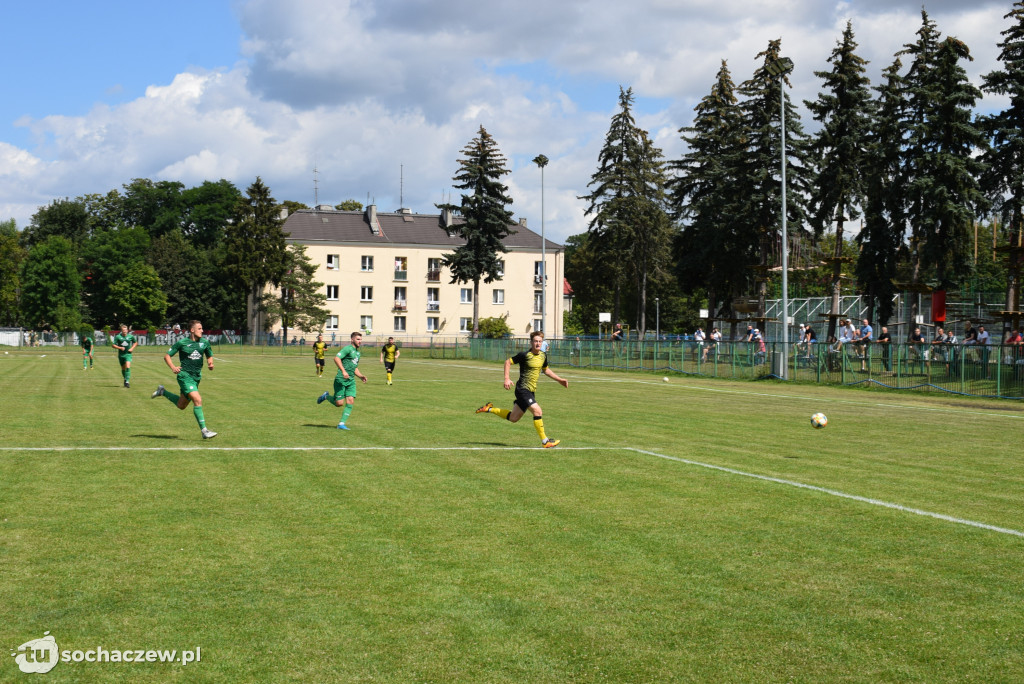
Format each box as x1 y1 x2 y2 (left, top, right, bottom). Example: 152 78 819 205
735 39 812 326
580 87 642 325
981 1 1024 332
670 60 749 323
804 21 874 339
581 87 672 334
223 177 290 337
915 37 987 289
856 59 906 326
439 126 515 336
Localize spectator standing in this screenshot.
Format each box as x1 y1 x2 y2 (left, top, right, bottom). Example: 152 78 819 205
977 325 991 377
876 326 892 372
694 326 705 361
802 324 817 359
853 318 873 370
909 326 926 369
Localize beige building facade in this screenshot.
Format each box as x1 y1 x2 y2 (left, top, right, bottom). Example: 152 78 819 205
274 206 564 339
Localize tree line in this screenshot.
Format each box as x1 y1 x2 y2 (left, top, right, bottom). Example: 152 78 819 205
568 5 1024 340
0 177 330 340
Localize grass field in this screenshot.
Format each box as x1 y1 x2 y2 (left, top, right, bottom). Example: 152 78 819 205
2 347 1023 682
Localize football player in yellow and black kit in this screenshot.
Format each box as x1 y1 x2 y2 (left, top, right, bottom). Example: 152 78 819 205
476 331 568 448
313 334 328 377
380 336 400 385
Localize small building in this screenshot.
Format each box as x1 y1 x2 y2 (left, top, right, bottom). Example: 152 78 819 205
275 205 564 339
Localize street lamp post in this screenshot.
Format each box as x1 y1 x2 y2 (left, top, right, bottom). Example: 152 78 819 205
533 154 549 337
655 297 660 365
767 56 794 380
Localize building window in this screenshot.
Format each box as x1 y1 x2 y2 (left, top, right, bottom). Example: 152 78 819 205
325 315 339 330
493 289 504 305
361 255 373 272
394 286 407 311
496 259 505 277
361 286 373 302
326 285 339 300
327 254 339 270
427 258 441 282
394 256 408 281
533 318 544 333
360 315 373 332
460 317 473 332
461 288 473 303
534 261 544 285
534 291 543 313
394 316 407 332
427 287 439 311
427 316 439 332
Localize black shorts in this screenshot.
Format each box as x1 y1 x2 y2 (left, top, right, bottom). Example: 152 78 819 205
315 357 325 366
514 388 536 412
384 360 396 372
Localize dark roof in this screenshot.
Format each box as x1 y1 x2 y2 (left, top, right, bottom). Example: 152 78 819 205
283 208 562 251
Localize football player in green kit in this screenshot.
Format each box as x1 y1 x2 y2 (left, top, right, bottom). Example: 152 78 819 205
111 323 138 387
316 331 367 430
81 332 94 370
151 319 217 439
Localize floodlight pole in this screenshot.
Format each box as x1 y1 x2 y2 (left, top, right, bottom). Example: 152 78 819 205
533 154 549 337
768 56 794 380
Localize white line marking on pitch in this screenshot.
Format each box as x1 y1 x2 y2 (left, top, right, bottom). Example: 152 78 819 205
628 447 1024 538
0 446 600 452
3 439 1016 538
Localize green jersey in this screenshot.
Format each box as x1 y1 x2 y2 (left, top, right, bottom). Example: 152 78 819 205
82 337 93 351
113 332 136 355
336 344 360 378
167 337 213 378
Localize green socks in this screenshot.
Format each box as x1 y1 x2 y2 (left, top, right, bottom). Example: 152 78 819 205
341 404 353 423
193 406 206 429
164 391 180 405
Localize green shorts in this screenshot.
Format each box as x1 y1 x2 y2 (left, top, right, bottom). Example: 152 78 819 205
118 353 133 365
177 371 201 396
333 375 357 399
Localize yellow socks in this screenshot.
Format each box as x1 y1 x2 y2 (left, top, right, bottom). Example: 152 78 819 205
533 416 547 441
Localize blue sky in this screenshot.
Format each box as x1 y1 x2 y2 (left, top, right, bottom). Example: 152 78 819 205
0 0 1015 243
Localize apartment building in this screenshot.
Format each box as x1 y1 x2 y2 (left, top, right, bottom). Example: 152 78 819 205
277 205 564 338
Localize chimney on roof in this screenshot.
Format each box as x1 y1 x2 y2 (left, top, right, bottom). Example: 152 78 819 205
279 206 289 220
519 217 527 227
316 204 334 211
440 208 454 229
365 204 381 236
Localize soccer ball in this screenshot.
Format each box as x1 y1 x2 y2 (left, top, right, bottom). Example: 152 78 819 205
811 412 828 429
663 377 669 383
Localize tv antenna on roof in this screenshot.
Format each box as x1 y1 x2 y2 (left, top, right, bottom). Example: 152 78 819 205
313 162 320 208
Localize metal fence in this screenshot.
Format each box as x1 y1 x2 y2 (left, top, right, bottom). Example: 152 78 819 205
427 337 1024 400
8 329 1022 398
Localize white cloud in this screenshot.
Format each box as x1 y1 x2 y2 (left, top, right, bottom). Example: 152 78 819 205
1 0 1017 242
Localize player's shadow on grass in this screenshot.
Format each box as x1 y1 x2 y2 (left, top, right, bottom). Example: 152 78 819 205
303 423 342 429
132 434 181 440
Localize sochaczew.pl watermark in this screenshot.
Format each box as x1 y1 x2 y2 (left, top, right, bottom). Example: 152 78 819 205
11 632 201 674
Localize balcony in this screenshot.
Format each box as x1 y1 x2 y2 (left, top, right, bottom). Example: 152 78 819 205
393 300 408 312
426 269 441 282
427 302 440 312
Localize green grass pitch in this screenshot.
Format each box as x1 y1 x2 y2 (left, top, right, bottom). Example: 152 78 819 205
1 348 1023 682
